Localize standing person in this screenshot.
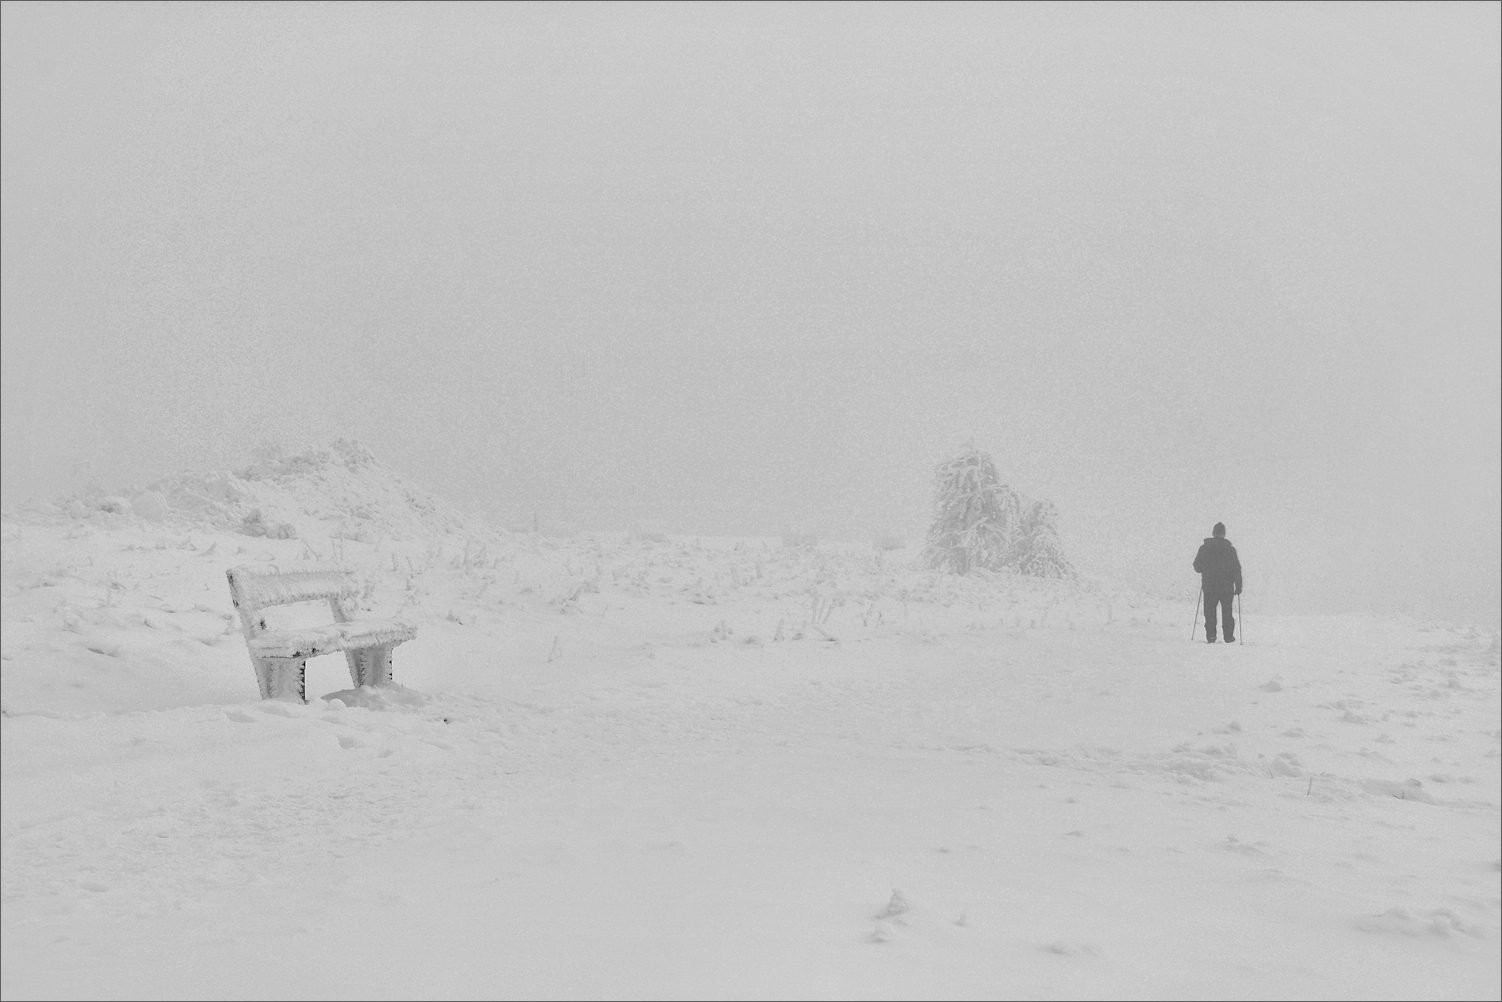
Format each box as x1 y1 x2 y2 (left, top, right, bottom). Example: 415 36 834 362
1193 522 1242 643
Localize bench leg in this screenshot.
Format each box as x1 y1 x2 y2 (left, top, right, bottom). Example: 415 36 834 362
255 657 306 703
344 646 394 688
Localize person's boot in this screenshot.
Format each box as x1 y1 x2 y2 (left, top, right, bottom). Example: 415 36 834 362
1206 637 1217 644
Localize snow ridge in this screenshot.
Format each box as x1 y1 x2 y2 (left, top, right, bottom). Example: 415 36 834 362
30 439 498 544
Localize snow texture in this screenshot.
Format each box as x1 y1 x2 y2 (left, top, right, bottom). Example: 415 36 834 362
2 448 1498 1000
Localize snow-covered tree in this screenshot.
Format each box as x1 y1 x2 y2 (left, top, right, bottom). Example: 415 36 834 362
920 445 1076 579
920 446 1022 574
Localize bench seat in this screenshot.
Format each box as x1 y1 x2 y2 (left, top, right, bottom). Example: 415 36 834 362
247 618 417 660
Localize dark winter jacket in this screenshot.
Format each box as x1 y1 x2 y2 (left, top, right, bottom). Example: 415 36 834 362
1193 537 1242 595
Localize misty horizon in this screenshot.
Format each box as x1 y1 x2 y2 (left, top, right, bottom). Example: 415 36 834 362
3 2 1498 624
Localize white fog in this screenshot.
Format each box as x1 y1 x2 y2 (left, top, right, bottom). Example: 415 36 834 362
2 6 1498 999
4 2 1496 622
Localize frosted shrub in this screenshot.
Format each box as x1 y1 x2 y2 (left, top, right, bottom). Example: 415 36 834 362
781 524 818 549
1013 500 1075 579
920 446 1074 579
632 519 668 543
241 508 297 540
130 491 169 522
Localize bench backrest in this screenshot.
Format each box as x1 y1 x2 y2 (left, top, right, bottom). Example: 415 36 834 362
226 564 358 640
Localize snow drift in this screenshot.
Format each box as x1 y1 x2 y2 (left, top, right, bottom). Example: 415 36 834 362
2 445 1498 1001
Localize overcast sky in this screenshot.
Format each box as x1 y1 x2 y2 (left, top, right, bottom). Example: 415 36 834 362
3 2 1498 621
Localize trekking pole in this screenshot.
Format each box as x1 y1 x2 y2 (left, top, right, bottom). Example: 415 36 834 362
1190 585 1202 641
1237 592 1243 645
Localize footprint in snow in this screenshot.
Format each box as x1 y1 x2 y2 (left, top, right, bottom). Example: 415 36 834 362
867 890 913 942
874 889 911 920
1218 835 1266 855
1353 908 1485 938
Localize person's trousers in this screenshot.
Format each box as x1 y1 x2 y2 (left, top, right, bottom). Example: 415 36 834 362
1205 591 1235 642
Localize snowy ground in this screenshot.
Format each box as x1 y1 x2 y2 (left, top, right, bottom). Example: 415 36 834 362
3 510 1499 1000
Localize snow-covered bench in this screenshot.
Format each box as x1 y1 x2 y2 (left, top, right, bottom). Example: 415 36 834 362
226 564 416 703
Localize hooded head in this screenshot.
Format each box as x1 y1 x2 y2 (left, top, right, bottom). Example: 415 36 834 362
1213 522 1226 538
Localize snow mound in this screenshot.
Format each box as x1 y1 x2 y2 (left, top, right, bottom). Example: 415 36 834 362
32 440 499 543
322 684 428 711
1353 907 1488 938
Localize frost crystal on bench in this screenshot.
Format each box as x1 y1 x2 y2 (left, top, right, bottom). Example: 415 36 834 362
226 564 416 702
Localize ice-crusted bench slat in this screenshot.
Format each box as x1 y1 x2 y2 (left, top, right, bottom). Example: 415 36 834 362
226 564 416 703
232 568 357 610
246 619 416 660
